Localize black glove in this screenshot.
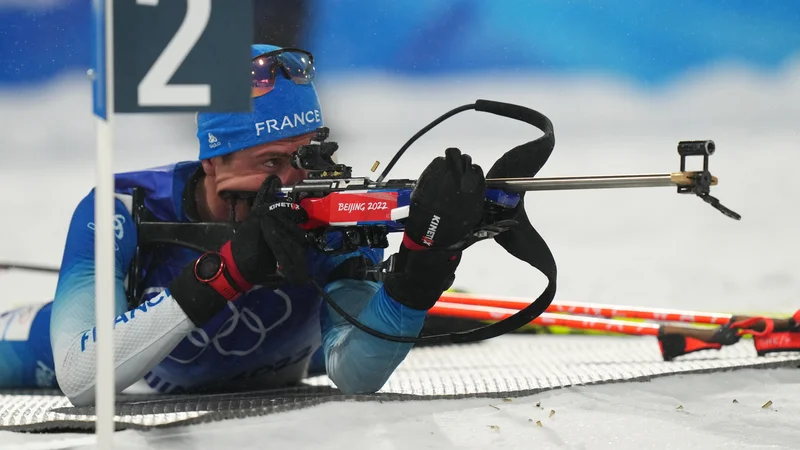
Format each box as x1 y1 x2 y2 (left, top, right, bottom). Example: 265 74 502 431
384 147 486 310
228 175 310 286
168 175 310 327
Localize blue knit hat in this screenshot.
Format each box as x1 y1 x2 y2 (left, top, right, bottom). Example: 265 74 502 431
196 44 323 160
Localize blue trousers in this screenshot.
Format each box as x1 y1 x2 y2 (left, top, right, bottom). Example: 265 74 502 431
0 301 58 388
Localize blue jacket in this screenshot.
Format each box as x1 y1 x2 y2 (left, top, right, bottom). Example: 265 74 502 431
48 161 427 404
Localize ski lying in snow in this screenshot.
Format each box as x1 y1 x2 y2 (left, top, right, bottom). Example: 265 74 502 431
0 262 60 274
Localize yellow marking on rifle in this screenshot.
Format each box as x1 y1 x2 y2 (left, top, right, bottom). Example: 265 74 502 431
671 172 718 186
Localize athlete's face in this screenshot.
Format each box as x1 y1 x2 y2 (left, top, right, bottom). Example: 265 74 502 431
201 131 314 221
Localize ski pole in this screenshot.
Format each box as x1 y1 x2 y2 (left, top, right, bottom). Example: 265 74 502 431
429 301 729 356
439 291 794 328
432 302 661 336
440 292 734 325
429 301 738 338
429 301 800 361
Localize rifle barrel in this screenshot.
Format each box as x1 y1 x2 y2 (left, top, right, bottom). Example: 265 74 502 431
486 172 710 192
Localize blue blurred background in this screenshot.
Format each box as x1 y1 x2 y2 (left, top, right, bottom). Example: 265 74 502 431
2 0 799 87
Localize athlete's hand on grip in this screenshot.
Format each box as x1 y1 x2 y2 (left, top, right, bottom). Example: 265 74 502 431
229 175 310 286
403 147 487 250
385 148 486 311
168 176 310 327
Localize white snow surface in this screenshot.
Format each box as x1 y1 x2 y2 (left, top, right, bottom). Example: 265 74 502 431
4 368 800 450
1 57 800 448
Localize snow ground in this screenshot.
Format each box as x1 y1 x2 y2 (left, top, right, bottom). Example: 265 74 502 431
4 368 800 450
1 57 800 448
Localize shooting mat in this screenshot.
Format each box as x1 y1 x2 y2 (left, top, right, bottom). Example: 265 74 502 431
1 334 798 432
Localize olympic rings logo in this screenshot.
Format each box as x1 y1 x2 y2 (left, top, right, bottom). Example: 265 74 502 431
167 288 293 364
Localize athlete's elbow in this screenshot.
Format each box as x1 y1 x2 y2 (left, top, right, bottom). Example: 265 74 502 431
53 360 92 406
66 388 96 407
52 337 100 406
328 368 389 395
53 365 95 406
333 379 386 395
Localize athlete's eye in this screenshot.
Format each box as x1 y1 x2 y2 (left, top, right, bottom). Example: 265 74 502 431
263 157 287 169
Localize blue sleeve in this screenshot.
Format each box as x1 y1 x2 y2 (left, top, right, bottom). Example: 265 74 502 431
49 190 204 405
318 248 428 394
49 190 137 372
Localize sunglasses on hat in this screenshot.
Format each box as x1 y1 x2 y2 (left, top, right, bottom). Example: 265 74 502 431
252 47 316 98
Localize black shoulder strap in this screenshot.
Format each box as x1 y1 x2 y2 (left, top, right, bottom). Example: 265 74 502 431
446 101 558 343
